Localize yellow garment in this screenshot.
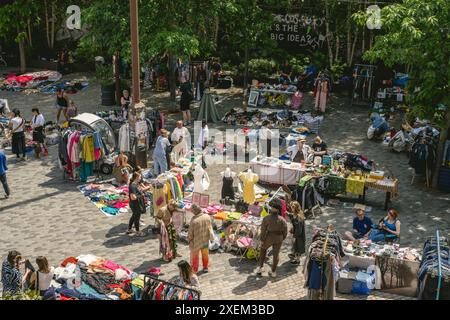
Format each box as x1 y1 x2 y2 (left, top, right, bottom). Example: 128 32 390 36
239 172 259 204
261 206 268 217
346 175 366 196
255 194 269 203
166 182 172 201
82 135 95 162
131 275 145 288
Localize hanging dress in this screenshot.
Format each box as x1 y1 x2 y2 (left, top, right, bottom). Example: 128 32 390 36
221 176 235 200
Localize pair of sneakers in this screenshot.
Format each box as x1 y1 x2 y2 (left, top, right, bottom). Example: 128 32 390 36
256 267 276 278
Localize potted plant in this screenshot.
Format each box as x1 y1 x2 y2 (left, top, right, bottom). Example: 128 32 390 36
95 64 116 106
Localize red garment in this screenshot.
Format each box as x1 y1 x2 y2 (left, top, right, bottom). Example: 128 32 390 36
59 294 77 301
155 283 165 300
280 198 287 219
61 257 78 267
113 202 128 209
176 174 184 190
102 260 131 274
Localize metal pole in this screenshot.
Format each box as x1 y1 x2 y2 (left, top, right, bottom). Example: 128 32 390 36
129 0 147 168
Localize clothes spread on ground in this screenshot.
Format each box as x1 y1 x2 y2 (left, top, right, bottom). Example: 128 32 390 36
52 254 138 300
78 182 152 217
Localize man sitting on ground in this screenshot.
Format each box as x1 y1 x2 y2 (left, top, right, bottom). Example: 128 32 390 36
344 209 373 241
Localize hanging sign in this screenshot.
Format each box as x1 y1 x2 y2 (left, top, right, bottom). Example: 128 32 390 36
270 13 326 51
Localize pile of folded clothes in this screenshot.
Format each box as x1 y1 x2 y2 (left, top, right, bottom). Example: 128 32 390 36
52 254 146 300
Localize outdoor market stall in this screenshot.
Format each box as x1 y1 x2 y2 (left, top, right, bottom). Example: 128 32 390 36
340 239 421 297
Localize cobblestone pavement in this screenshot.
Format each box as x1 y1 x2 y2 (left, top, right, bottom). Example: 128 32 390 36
1 71 448 300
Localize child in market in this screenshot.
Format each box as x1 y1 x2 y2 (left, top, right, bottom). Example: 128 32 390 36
287 201 306 265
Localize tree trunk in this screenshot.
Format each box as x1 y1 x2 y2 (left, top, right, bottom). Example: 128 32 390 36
432 112 450 188
27 18 32 47
214 16 220 47
168 54 177 102
346 3 351 64
325 0 334 68
349 29 358 66
18 33 26 73
113 53 121 106
335 35 340 62
50 1 55 49
44 0 51 48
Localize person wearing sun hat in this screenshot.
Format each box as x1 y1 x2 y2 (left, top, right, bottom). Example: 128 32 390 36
288 136 311 163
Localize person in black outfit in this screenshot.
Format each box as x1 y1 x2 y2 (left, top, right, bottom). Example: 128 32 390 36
179 77 193 125
287 201 306 265
127 172 150 236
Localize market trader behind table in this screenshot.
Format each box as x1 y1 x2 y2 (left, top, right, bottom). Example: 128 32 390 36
310 136 327 165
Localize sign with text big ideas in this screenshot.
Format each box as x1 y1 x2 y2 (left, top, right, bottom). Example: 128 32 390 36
270 13 326 51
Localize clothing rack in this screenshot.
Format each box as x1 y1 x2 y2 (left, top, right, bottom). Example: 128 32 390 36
143 274 201 300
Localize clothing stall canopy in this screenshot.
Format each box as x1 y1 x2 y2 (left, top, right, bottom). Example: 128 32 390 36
69 113 116 153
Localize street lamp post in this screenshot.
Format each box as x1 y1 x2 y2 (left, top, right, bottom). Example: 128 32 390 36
129 0 147 168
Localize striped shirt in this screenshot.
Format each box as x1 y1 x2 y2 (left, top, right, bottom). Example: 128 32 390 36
1 260 22 297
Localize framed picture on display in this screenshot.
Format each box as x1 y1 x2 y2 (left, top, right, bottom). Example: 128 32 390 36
200 194 210 208
248 90 259 107
192 192 201 206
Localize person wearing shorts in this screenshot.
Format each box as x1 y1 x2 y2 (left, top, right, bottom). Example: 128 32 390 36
55 89 69 123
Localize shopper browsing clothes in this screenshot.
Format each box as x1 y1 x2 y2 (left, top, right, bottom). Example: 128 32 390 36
153 129 171 175
9 109 26 161
0 149 10 199
127 172 150 236
176 260 200 289
113 152 133 185
188 204 212 273
171 121 190 162
55 88 69 123
287 201 306 265
369 209 401 243
156 200 180 262
31 108 46 158
344 209 373 241
256 198 288 278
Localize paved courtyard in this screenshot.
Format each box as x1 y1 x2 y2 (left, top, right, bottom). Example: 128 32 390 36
1 72 449 300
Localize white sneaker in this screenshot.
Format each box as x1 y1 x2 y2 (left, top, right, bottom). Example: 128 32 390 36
268 270 276 278
256 267 264 275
